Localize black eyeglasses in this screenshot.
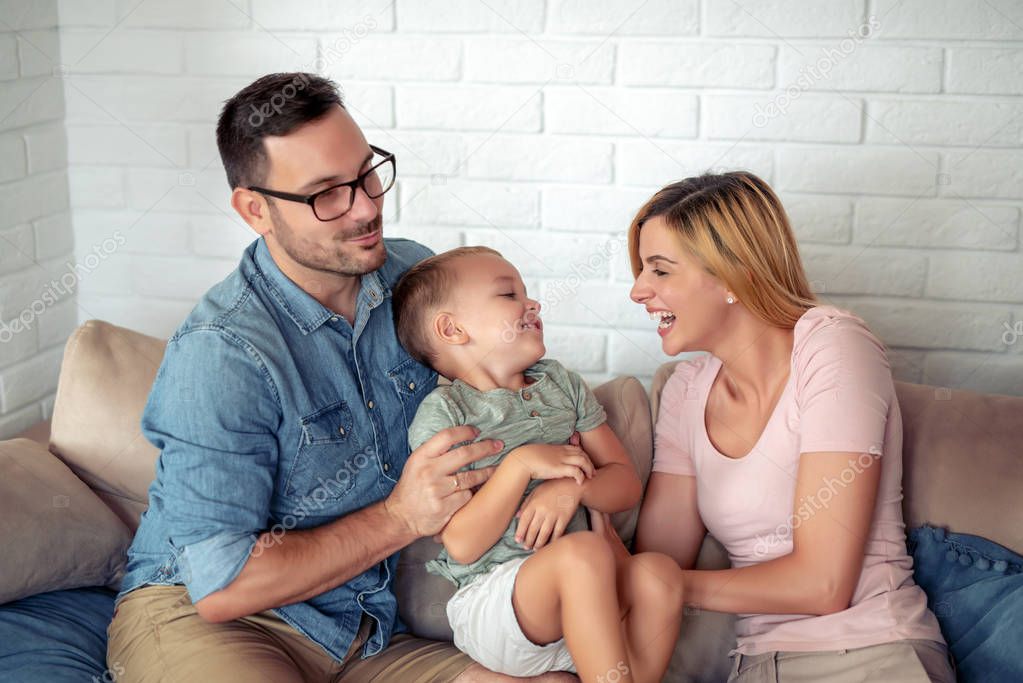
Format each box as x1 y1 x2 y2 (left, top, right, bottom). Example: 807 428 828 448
248 145 396 222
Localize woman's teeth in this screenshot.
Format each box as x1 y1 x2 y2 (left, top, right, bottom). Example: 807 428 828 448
650 311 676 329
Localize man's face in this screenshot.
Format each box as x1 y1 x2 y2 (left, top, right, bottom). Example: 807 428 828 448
259 105 386 277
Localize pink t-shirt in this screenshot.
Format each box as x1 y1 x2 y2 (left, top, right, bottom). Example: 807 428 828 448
653 305 944 656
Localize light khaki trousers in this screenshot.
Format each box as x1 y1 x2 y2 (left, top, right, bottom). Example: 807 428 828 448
727 638 956 683
107 584 474 683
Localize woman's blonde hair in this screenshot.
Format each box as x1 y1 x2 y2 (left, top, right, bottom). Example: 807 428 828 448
628 171 817 328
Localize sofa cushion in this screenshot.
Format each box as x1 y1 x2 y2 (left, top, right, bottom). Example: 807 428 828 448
898 384 1023 556
908 525 1023 683
0 439 131 605
396 375 654 641
49 320 165 531
0 586 116 683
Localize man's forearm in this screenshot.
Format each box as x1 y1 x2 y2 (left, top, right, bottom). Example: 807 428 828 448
195 500 417 622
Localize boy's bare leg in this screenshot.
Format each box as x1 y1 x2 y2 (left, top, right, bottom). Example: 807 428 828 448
512 531 634 683
616 553 685 683
588 510 685 683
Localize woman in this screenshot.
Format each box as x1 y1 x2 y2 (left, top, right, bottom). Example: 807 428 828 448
626 172 954 682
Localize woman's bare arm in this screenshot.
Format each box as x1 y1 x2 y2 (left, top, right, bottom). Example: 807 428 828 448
679 450 881 615
635 472 706 568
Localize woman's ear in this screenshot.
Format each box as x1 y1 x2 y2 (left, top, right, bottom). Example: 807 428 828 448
433 312 468 346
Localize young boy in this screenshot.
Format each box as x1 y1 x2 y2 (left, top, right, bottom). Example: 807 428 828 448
392 246 684 682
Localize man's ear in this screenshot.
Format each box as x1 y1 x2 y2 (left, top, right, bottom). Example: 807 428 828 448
231 187 272 237
433 312 468 346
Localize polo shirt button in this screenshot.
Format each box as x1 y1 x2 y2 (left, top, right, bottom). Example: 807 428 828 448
338 426 346 436
367 400 374 409
522 391 532 400
530 410 540 417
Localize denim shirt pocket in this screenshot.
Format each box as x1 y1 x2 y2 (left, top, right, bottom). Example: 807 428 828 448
387 357 436 432
283 401 363 504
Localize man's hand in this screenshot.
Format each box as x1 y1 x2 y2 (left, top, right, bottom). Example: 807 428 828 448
385 425 503 538
505 443 594 484
514 478 583 550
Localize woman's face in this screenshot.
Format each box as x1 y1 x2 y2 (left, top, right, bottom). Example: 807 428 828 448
629 215 733 356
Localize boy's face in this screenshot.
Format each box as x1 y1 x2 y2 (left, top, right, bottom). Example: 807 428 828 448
448 253 545 368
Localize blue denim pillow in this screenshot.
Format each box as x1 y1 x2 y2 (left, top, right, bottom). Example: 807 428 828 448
0 587 116 683
908 525 1023 683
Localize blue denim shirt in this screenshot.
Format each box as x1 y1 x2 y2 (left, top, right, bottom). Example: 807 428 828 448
119 237 438 662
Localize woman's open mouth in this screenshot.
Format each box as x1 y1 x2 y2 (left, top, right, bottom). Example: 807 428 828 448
650 310 676 337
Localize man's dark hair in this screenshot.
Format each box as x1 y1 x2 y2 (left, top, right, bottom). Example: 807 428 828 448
216 72 344 190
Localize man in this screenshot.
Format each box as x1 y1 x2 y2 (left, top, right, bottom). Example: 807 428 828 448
107 73 576 682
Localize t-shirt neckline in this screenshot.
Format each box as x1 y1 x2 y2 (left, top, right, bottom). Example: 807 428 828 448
700 354 795 463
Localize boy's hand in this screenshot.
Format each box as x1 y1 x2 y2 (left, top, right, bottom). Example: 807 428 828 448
506 443 594 485
515 478 583 550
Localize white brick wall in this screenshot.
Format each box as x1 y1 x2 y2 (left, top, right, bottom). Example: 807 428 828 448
2 0 1022 442
0 0 74 438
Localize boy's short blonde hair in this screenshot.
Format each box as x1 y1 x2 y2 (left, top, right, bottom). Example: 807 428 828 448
392 245 502 368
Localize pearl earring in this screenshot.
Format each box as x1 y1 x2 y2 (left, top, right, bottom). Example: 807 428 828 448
726 296 735 304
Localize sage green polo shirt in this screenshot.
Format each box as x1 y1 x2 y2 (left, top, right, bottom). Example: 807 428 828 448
407 358 607 590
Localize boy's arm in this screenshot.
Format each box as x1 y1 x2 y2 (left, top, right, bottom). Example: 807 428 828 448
441 442 594 563
575 422 643 513
513 424 641 550
439 452 533 564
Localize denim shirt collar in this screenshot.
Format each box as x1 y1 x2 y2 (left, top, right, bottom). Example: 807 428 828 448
252 237 388 335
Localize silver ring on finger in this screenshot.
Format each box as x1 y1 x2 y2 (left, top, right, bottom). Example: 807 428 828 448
451 475 460 491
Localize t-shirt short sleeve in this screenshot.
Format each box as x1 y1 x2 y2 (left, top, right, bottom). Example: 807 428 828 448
407 388 463 452
652 365 698 477
557 361 607 433
795 311 893 456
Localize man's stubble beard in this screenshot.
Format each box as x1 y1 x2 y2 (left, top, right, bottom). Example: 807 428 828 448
268 201 386 277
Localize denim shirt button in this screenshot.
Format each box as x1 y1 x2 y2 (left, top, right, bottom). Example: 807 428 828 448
383 463 390 472
367 400 374 409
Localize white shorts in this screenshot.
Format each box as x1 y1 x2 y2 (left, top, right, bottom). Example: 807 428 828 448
446 556 577 677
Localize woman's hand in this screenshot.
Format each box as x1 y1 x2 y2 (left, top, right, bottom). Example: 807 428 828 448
589 508 632 566
514 478 583 550
505 443 594 485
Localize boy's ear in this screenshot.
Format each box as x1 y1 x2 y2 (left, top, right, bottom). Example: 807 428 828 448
433 312 468 346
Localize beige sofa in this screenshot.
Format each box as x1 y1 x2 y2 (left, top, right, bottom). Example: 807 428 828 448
5 319 1023 682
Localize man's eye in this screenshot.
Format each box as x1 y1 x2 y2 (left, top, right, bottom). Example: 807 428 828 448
500 292 516 298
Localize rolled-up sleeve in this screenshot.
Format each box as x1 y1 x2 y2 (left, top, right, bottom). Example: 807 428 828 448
141 328 282 603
